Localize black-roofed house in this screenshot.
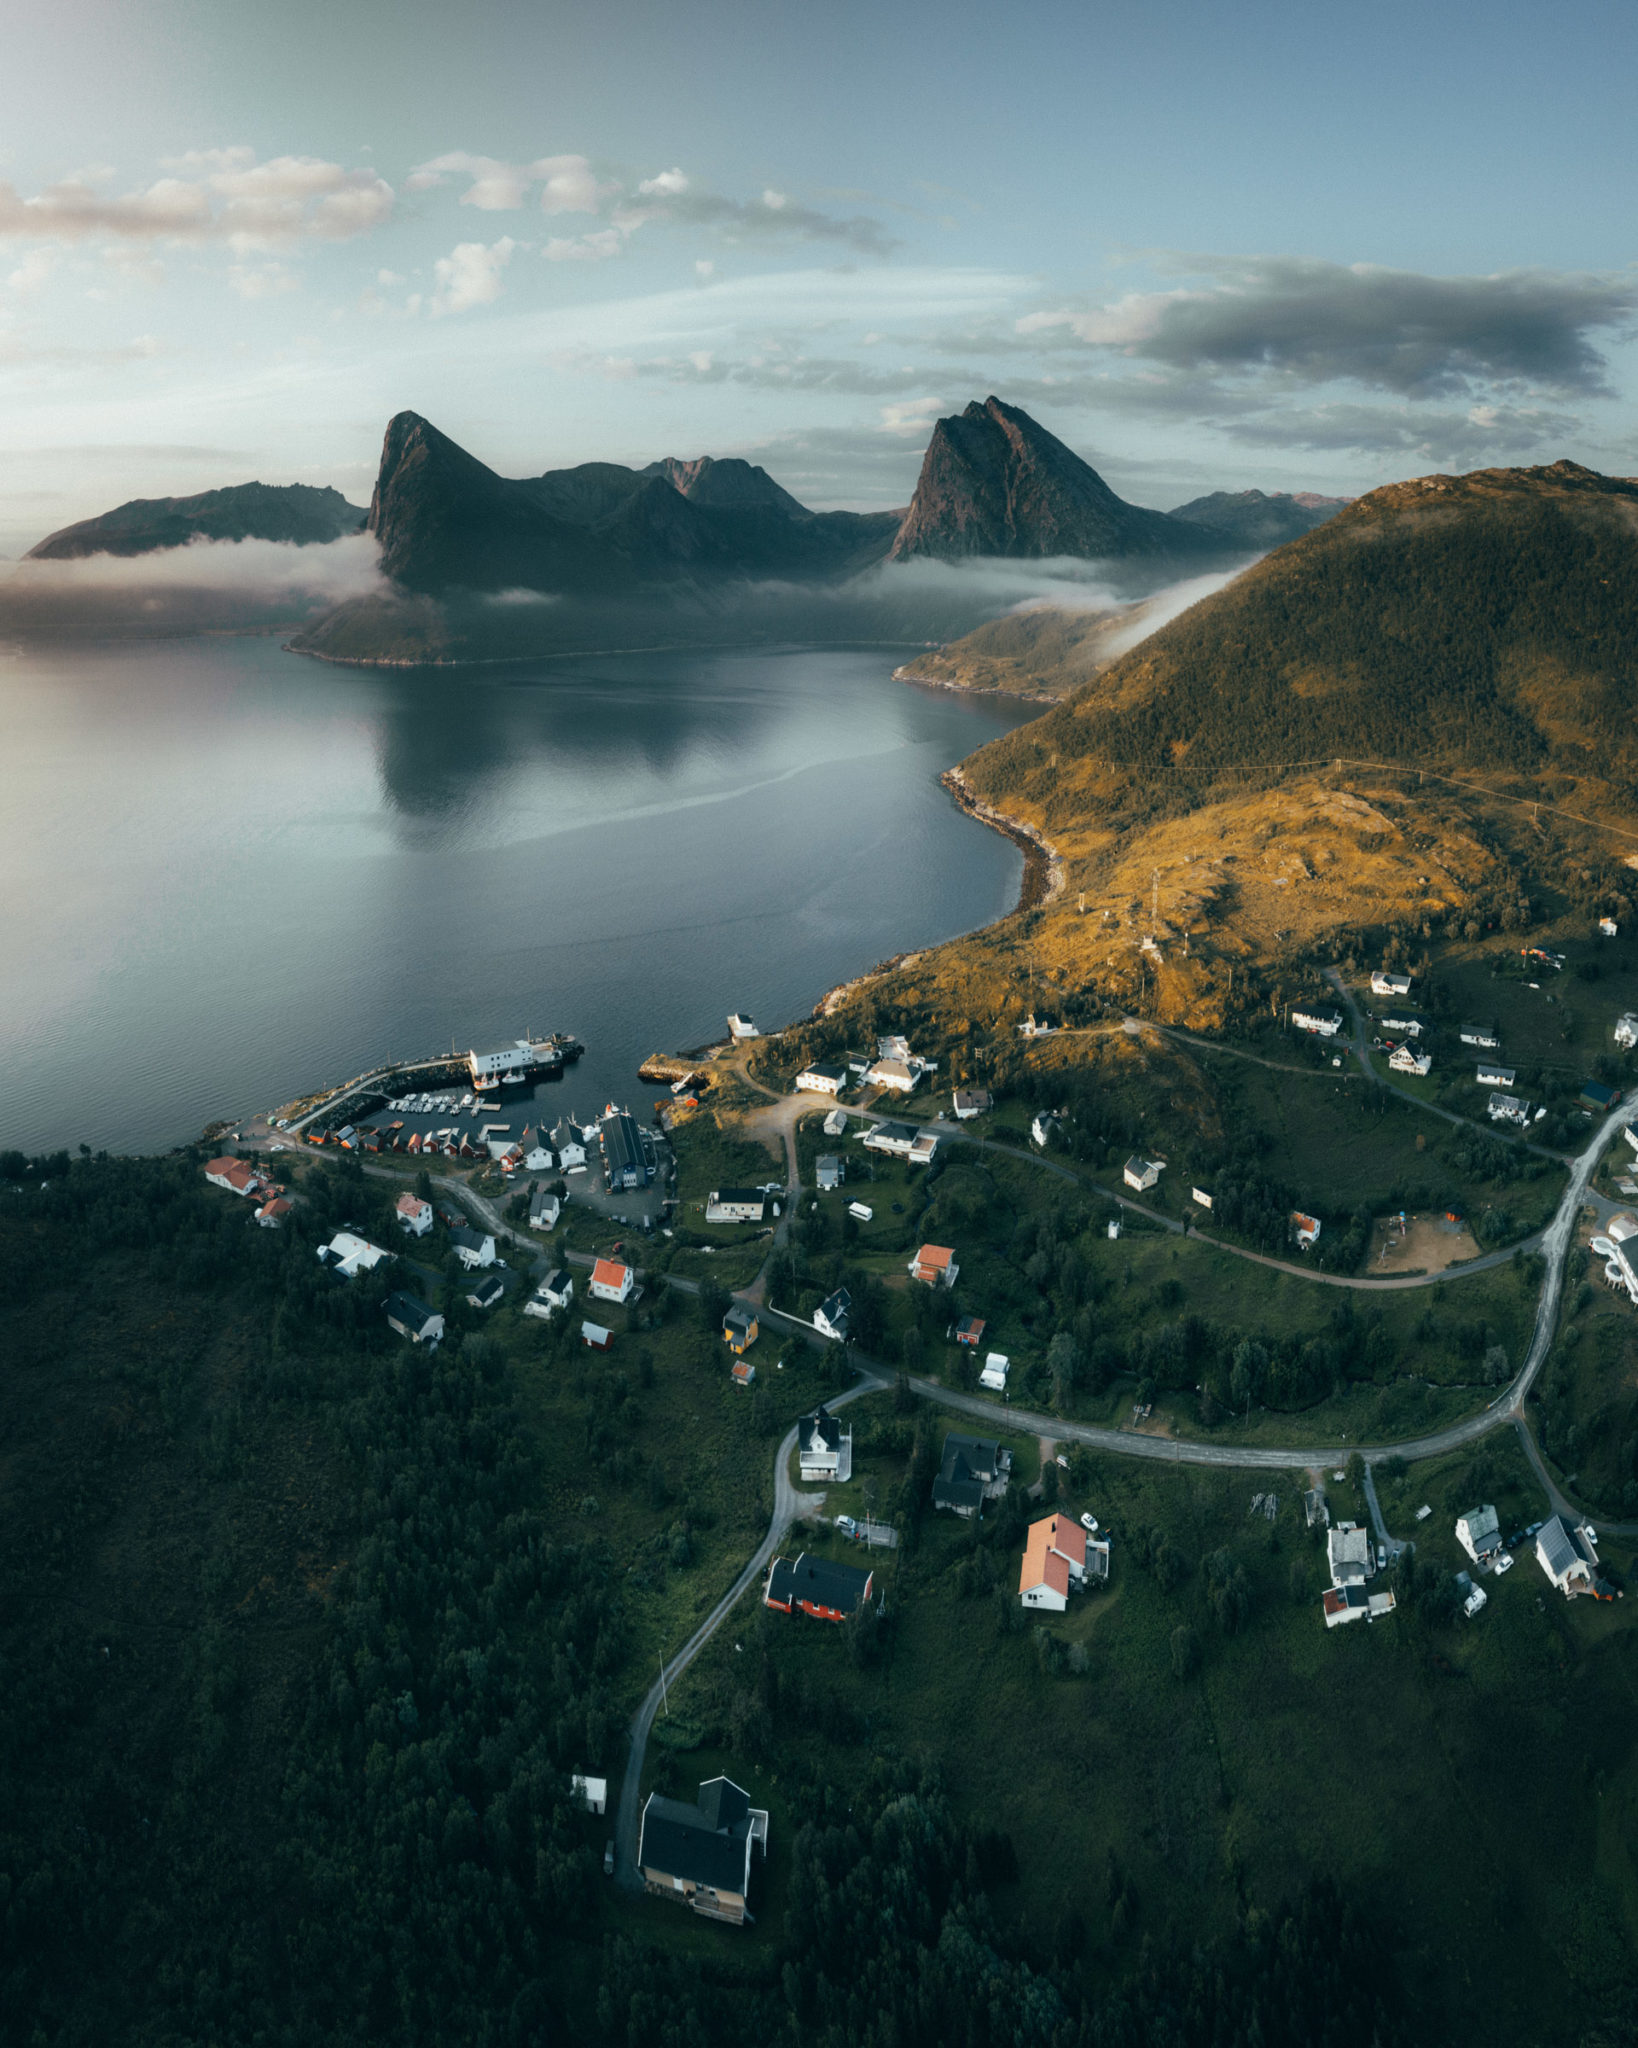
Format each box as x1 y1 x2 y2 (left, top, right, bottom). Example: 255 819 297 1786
465 1273 506 1312
812 1286 851 1342
449 1225 497 1270
637 1774 769 1924
706 1188 767 1223
798 1405 852 1481
384 1291 444 1345
764 1551 874 1622
932 1431 1012 1518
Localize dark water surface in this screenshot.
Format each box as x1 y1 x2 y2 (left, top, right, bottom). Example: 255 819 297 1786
0 638 1035 1154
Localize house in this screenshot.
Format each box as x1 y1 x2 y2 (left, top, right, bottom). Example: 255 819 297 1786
796 1063 848 1095
813 1288 851 1341
1389 1044 1431 1076
1475 1062 1515 1089
1322 1586 1369 1628
1123 1156 1161 1192
707 1188 767 1224
395 1191 433 1237
1488 1092 1532 1126
551 1119 588 1170
815 1154 843 1190
465 1273 506 1312
1292 1005 1344 1037
797 1406 852 1481
731 1359 756 1388
449 1226 497 1271
979 1352 1010 1391
822 1107 848 1138
523 1269 574 1321
1019 1013 1057 1038
932 1432 1011 1517
581 1321 613 1350
467 1041 536 1091
953 1313 986 1348
1030 1112 1060 1148
1290 1211 1322 1249
1326 1521 1374 1589
765 1552 873 1621
523 1132 553 1171
1535 1514 1614 1598
861 1120 923 1159
1600 917 1619 938
952 1088 992 1120
589 1257 635 1304
1018 1513 1089 1611
319 1231 389 1279
1371 970 1414 997
1455 1504 1502 1565
570 1774 608 1816
384 1291 444 1345
529 1190 561 1231
907 1130 941 1166
865 1057 918 1093
204 1156 263 1198
723 1305 758 1354
255 1196 292 1227
638 1776 768 1926
1459 1022 1502 1049
600 1108 651 1191
1580 1080 1621 1113
876 1034 913 1064
1191 1187 1214 1211
1615 1013 1638 1050
727 1014 759 1039
1377 1009 1426 1038
909 1244 959 1288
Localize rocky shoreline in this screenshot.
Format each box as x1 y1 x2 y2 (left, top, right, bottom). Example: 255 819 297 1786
891 659 1060 706
940 765 1065 912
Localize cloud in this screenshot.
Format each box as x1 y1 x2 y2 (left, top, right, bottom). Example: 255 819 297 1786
5 248 55 294
1019 255 1638 399
430 237 517 314
879 395 946 434
543 228 624 264
1221 398 1583 462
228 261 299 300
406 149 896 257
0 154 393 249
0 531 385 631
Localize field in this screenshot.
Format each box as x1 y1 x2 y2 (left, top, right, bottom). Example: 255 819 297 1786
657 1405 1638 2048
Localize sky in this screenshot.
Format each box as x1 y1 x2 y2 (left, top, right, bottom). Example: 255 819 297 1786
2 0 1637 553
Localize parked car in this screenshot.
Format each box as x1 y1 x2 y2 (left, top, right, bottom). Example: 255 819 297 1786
1491 1551 1513 1575
834 1515 857 1537
603 1840 615 1877
1080 1512 1099 1533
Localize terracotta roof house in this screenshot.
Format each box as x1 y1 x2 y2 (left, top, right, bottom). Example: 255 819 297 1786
255 1196 292 1227
952 1088 992 1119
1019 1514 1089 1611
953 1314 986 1347
764 1552 873 1621
909 1243 959 1287
204 1156 263 1197
589 1257 635 1304
638 1776 768 1924
395 1191 433 1236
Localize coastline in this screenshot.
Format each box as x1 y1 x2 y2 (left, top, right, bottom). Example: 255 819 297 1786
940 764 1065 913
892 659 1061 707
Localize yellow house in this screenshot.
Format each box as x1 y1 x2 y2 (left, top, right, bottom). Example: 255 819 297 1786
723 1305 759 1354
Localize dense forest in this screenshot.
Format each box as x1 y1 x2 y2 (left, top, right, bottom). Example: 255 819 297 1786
967 460 1638 818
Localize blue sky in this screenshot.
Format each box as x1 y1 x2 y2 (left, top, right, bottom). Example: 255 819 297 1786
2 0 1635 551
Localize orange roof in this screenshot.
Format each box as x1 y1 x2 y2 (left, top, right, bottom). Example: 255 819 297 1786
257 1197 292 1217
591 1258 629 1289
1020 1521 1072 1597
204 1157 238 1176
915 1244 955 1270
1044 1513 1086 1567
395 1191 427 1214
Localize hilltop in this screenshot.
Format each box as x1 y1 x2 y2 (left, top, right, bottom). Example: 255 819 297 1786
1168 487 1348 549
27 481 366 559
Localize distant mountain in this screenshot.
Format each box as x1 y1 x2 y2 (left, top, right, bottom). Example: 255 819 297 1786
27 482 366 560
888 397 1224 564
1167 488 1349 550
363 411 899 597
895 604 1143 701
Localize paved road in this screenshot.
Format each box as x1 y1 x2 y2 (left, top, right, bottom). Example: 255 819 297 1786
612 1369 884 1892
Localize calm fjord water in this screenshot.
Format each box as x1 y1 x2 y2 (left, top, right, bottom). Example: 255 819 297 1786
0 638 1032 1155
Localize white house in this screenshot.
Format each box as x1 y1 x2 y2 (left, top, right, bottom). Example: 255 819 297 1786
727 1013 759 1039
1292 1005 1345 1037
1475 1062 1515 1089
1322 1585 1396 1628
1459 1023 1501 1050
822 1107 848 1138
909 1244 959 1287
952 1088 992 1120
450 1227 498 1271
979 1352 1010 1391
1378 1009 1425 1037
1488 1092 1531 1126
865 1057 918 1094
1019 1514 1088 1611
1455 1505 1502 1565
706 1189 766 1224
384 1291 444 1345
319 1232 389 1279
876 1034 913 1064
467 1041 536 1091
551 1119 587 1171
1389 1044 1431 1076
529 1190 561 1231
798 1406 852 1482
524 1141 553 1172
1030 1112 1060 1148
1326 1522 1374 1589
1600 918 1619 938
1535 1515 1606 1598
1192 1187 1214 1210
816 1155 844 1190
1018 1013 1058 1038
863 1120 934 1161
395 1192 433 1237
812 1287 851 1341
571 1774 608 1816
1371 970 1414 997
796 1063 848 1096
1615 1013 1638 1050
589 1258 635 1304
204 1155 265 1198
1123 1157 1161 1192
523 1269 574 1321
1291 1211 1322 1248
255 1196 292 1228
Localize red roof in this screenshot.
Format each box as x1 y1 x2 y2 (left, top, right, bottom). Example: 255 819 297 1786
591 1257 629 1290
914 1244 955 1271
257 1197 292 1218
395 1191 427 1215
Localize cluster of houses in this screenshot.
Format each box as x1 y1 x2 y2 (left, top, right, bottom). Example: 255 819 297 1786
1454 1502 1617 1612
203 1154 292 1228
797 1034 941 1102
296 1105 651 1195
